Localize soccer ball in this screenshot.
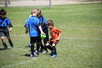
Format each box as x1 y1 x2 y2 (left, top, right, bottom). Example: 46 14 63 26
41 34 46 39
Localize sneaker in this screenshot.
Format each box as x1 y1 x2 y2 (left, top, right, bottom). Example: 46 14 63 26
28 43 31 47
35 50 39 55
51 54 57 58
42 50 48 54
4 47 8 50
31 54 37 57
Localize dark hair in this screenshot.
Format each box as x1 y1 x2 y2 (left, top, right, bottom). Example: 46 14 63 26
46 20 54 26
0 9 7 15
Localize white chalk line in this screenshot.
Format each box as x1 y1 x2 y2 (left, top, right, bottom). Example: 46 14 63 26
62 37 102 40
13 25 102 30
1 58 36 68
10 34 28 37
10 34 102 40
12 48 29 52
67 27 102 31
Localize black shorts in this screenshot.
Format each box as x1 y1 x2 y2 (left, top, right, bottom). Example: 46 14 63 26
0 31 10 37
30 36 41 45
49 41 57 46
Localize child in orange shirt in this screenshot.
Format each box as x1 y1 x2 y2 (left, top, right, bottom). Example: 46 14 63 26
46 20 62 57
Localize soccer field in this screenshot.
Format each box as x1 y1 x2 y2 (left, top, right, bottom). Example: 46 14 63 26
0 3 102 68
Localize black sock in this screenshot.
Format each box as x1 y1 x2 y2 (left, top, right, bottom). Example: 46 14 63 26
52 46 57 55
2 41 8 48
43 45 48 52
39 42 44 52
46 46 52 50
31 44 34 55
8 40 13 47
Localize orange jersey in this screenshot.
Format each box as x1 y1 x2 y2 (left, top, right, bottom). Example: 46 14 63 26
50 27 62 42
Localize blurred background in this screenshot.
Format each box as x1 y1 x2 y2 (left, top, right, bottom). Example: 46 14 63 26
0 0 102 7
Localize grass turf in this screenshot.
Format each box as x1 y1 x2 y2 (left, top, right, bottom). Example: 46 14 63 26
0 3 102 68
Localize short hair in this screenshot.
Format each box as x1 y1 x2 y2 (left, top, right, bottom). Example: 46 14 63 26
0 9 7 15
31 8 38 15
37 9 42 16
46 20 54 26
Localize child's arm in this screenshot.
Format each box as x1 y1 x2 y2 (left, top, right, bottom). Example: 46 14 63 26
56 33 62 40
25 27 28 33
38 25 45 35
9 27 13 32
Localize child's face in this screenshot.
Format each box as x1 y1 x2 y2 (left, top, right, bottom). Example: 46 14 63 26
48 25 53 29
1 15 6 18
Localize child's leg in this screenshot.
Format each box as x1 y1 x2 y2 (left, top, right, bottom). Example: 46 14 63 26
4 31 13 47
51 42 57 56
42 28 49 52
7 37 13 47
30 37 36 56
36 41 40 53
52 46 57 55
31 44 34 55
39 41 45 52
1 36 8 49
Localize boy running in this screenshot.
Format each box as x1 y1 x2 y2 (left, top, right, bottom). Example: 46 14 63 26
46 20 62 57
0 9 14 50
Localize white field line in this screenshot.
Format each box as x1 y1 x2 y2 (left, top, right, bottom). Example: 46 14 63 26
67 27 102 31
13 48 29 52
10 34 102 40
1 58 36 68
10 34 28 37
14 25 102 31
62 37 102 40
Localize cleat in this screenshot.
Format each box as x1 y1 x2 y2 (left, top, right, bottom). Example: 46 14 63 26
4 47 8 50
51 54 57 58
28 43 31 47
35 50 39 55
42 50 48 54
31 54 37 57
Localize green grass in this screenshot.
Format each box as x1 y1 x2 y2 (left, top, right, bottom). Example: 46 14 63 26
0 3 102 68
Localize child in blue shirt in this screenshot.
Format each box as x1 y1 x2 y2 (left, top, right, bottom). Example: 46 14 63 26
0 9 13 50
25 8 44 57
36 9 49 53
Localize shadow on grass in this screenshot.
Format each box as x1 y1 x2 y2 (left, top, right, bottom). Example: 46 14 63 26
0 48 10 50
24 54 31 57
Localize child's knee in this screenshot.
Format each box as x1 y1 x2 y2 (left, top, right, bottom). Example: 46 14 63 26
1 36 5 40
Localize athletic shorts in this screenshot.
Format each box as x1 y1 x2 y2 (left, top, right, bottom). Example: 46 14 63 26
49 40 59 46
30 36 41 45
0 31 10 37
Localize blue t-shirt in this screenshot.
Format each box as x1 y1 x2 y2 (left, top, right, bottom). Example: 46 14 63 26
39 16 47 30
25 16 40 37
0 17 13 32
0 17 12 27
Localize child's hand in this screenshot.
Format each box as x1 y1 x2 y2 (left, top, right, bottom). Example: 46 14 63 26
25 30 28 33
56 37 60 41
9 27 12 32
41 31 45 35
52 43 56 46
45 41 50 46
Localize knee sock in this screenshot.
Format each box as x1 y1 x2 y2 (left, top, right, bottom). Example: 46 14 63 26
52 46 57 55
2 41 8 48
8 40 13 47
31 44 34 55
46 46 52 50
